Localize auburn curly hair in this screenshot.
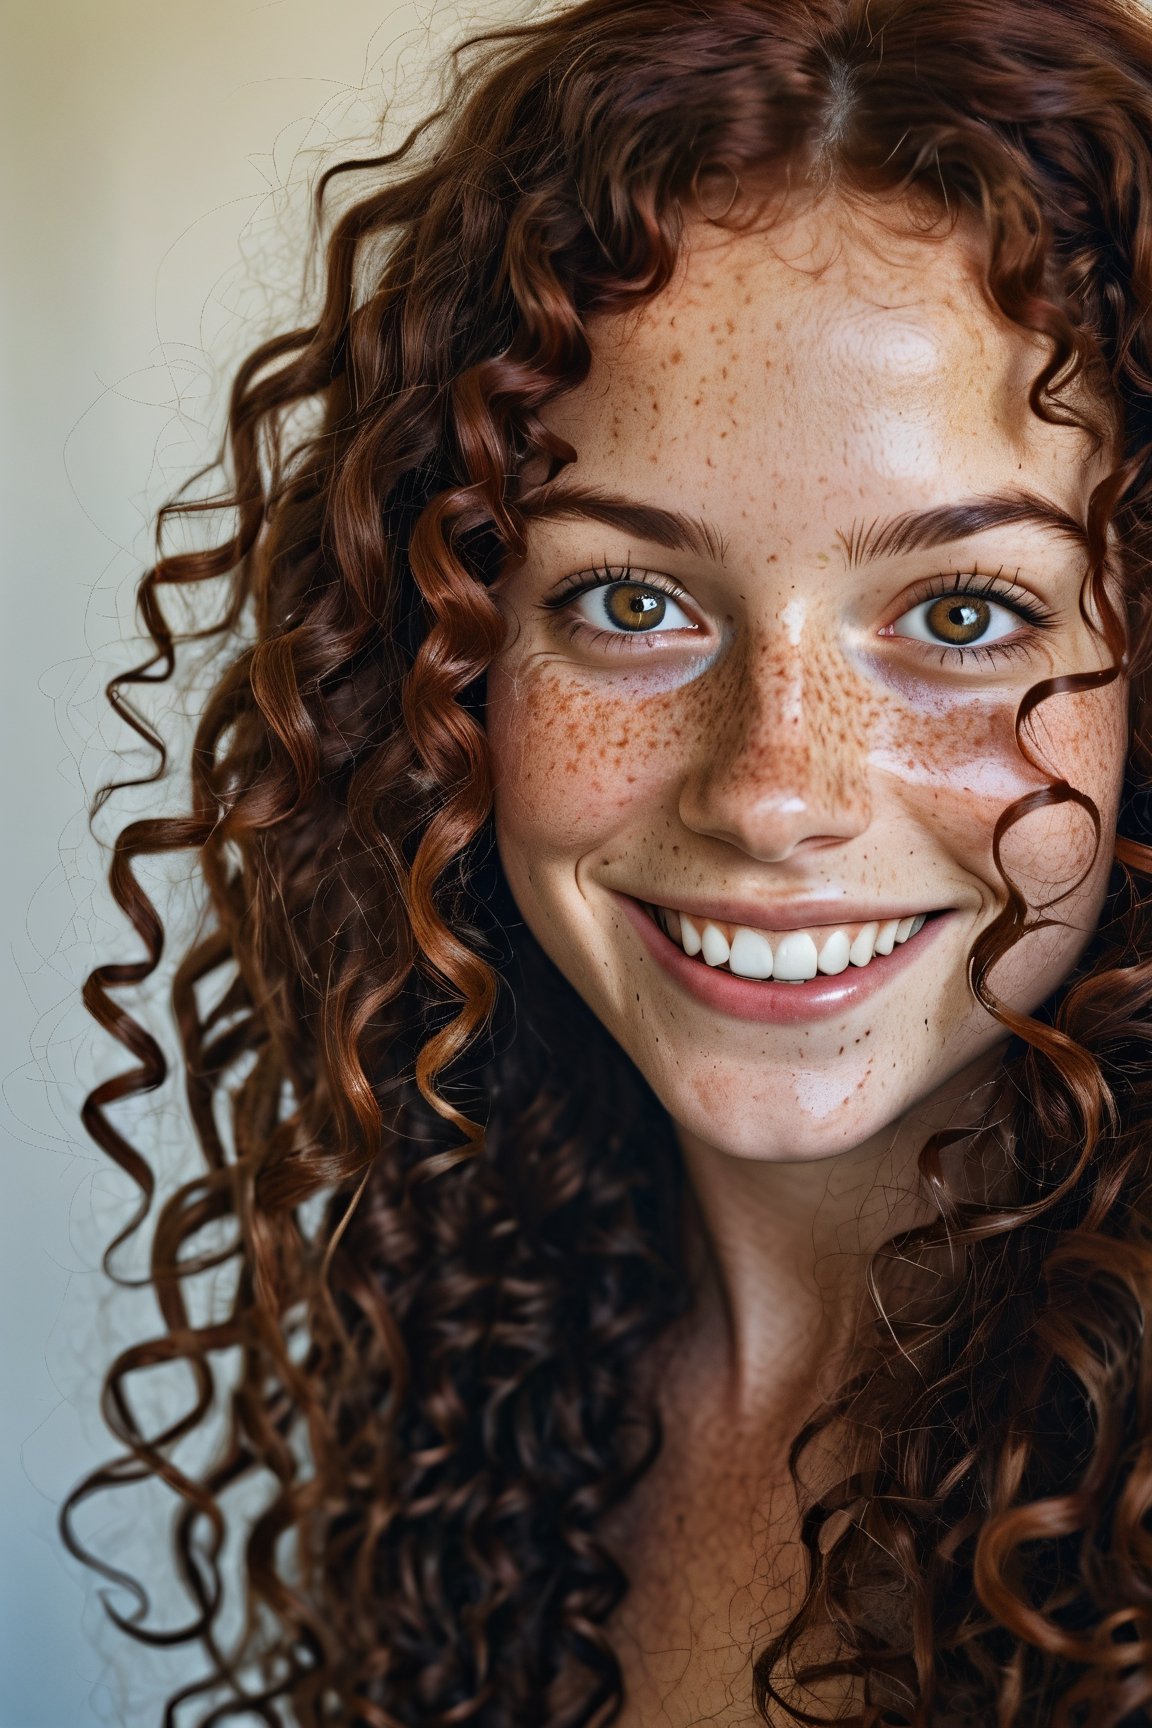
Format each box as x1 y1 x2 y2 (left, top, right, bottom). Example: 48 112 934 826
62 0 1152 1722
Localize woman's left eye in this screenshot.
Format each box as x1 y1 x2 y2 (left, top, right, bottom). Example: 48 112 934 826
888 592 1028 649
568 579 697 636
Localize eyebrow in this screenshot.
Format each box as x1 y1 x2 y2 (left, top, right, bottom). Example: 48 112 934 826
519 483 728 564
839 491 1088 567
518 482 1088 572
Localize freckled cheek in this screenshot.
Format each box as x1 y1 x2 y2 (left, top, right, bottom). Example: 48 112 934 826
873 687 1126 894
999 686 1127 893
485 661 686 851
872 698 1039 840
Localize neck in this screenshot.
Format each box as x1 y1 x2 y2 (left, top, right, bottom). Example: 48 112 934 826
673 1054 1005 1428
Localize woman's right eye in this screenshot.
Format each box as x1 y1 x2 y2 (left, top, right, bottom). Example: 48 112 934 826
575 580 695 634
549 576 700 645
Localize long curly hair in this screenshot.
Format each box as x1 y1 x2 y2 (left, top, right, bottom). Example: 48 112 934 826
62 0 1152 1722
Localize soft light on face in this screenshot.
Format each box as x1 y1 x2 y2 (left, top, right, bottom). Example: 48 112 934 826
485 198 1127 1165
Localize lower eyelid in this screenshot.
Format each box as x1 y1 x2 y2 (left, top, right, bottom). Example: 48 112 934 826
562 619 701 655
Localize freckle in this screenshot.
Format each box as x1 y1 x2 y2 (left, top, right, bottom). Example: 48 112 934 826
670 348 683 364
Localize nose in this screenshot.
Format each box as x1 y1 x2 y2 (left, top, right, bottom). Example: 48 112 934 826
677 618 873 862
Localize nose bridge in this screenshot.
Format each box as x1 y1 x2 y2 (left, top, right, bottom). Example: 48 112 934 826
679 604 873 858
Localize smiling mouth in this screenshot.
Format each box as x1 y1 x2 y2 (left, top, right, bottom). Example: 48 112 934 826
640 902 937 982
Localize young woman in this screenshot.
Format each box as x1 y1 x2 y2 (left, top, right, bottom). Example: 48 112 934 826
64 0 1152 1722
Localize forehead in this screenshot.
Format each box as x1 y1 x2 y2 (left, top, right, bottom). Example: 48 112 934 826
544 198 1097 537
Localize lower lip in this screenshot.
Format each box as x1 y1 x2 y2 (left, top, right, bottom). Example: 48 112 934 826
617 894 952 1025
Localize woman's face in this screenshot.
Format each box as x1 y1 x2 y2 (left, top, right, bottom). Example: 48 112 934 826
486 198 1126 1164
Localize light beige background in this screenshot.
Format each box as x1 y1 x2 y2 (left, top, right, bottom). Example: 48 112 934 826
1 3 534 1723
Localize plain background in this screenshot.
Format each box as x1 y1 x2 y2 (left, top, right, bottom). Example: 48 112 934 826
0 3 539 1722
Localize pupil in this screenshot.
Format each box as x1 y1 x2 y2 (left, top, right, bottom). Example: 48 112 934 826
607 584 666 631
927 595 990 644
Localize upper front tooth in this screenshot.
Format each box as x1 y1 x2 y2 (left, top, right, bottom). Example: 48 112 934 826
873 919 900 956
772 931 819 981
895 916 915 942
816 929 851 975
700 922 731 967
728 926 774 979
679 912 703 957
849 922 878 967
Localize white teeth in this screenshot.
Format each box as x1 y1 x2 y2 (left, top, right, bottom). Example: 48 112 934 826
728 926 774 979
816 928 851 976
679 912 702 957
655 903 932 978
873 919 900 957
700 922 731 967
849 921 879 967
772 931 819 982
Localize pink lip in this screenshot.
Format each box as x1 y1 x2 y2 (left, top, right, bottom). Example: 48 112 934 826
634 893 929 934
616 892 952 1025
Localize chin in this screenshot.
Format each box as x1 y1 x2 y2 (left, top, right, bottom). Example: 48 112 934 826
650 1079 906 1163
631 1025 1003 1167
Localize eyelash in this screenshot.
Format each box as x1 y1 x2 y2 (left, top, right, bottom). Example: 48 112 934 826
541 562 1060 663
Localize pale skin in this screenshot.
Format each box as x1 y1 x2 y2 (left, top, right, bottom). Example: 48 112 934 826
485 196 1127 1723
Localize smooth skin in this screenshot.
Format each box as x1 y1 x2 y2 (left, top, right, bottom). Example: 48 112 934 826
485 196 1127 1723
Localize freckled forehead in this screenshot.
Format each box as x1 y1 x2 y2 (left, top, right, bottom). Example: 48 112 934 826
546 199 1087 515
605 211 1008 399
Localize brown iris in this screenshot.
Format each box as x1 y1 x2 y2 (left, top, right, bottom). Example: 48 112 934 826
604 583 667 631
925 594 991 645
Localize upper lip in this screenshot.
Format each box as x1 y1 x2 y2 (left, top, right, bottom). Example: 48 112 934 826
623 891 941 932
